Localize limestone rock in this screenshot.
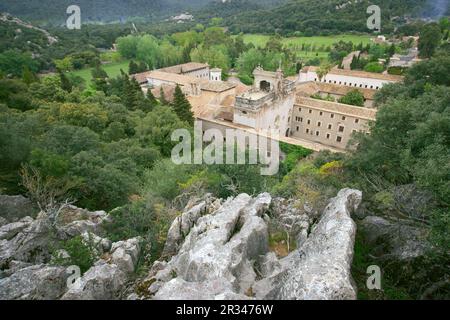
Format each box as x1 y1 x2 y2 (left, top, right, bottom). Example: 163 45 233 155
0 216 33 240
0 264 68 300
61 261 127 300
162 200 207 257
145 193 271 299
0 195 38 222
360 215 429 260
0 217 52 268
110 237 142 274
275 188 361 300
81 232 111 257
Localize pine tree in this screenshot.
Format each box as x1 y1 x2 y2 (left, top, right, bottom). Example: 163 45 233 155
128 61 139 75
172 85 194 124
91 65 108 94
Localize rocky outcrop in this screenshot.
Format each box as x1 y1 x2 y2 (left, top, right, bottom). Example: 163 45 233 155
360 216 429 260
138 189 362 300
274 188 361 300
61 237 142 300
151 193 271 300
0 200 139 301
0 216 33 240
0 195 38 222
0 264 68 300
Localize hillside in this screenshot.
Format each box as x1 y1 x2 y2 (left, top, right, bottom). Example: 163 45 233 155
224 0 445 35
0 0 288 25
0 0 214 24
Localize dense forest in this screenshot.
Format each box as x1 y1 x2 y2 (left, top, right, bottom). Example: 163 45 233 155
0 0 288 24
224 0 446 35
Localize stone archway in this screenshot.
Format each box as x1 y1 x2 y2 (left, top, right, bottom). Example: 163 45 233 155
260 80 271 92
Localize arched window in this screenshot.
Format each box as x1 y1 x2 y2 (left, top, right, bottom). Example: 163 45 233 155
260 80 271 92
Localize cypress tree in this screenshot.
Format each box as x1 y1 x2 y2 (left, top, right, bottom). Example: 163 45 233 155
172 85 194 124
128 61 139 75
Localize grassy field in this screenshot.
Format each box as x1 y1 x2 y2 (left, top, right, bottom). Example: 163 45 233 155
241 34 372 48
70 60 130 85
239 34 372 63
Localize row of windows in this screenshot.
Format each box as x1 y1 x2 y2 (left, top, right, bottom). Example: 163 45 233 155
313 78 380 90
300 128 343 142
295 112 361 125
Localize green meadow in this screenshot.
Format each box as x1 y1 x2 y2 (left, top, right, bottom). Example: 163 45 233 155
240 34 372 48
70 60 130 85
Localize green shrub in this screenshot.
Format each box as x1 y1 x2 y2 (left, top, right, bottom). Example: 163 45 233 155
51 236 96 274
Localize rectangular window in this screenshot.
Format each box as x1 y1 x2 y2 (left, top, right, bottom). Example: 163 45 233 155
297 126 299 131
336 136 342 142
342 116 346 120
307 120 311 125
317 121 321 127
331 114 334 119
339 125 345 132
355 119 359 124
306 129 309 134
326 133 330 139
309 109 312 114
328 124 332 130
319 112 323 116
316 131 320 136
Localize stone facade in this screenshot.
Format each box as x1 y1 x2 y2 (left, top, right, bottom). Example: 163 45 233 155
234 67 295 136
291 97 376 150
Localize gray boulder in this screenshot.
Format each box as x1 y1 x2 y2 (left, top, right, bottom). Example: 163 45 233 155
148 193 271 299
0 264 68 300
110 237 142 274
0 217 52 268
0 216 33 240
60 237 142 300
0 195 39 222
162 200 207 258
275 188 361 300
61 261 127 300
360 216 429 260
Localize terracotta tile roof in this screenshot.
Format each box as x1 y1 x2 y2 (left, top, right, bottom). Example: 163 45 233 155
200 81 236 93
314 82 376 100
157 62 209 74
302 66 404 82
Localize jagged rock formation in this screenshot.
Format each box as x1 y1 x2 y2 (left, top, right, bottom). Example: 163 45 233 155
1 189 363 300
0 195 39 222
61 237 141 300
137 188 362 300
0 202 141 300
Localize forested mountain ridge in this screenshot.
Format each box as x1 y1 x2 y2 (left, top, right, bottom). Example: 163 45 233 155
224 0 448 35
0 0 288 24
